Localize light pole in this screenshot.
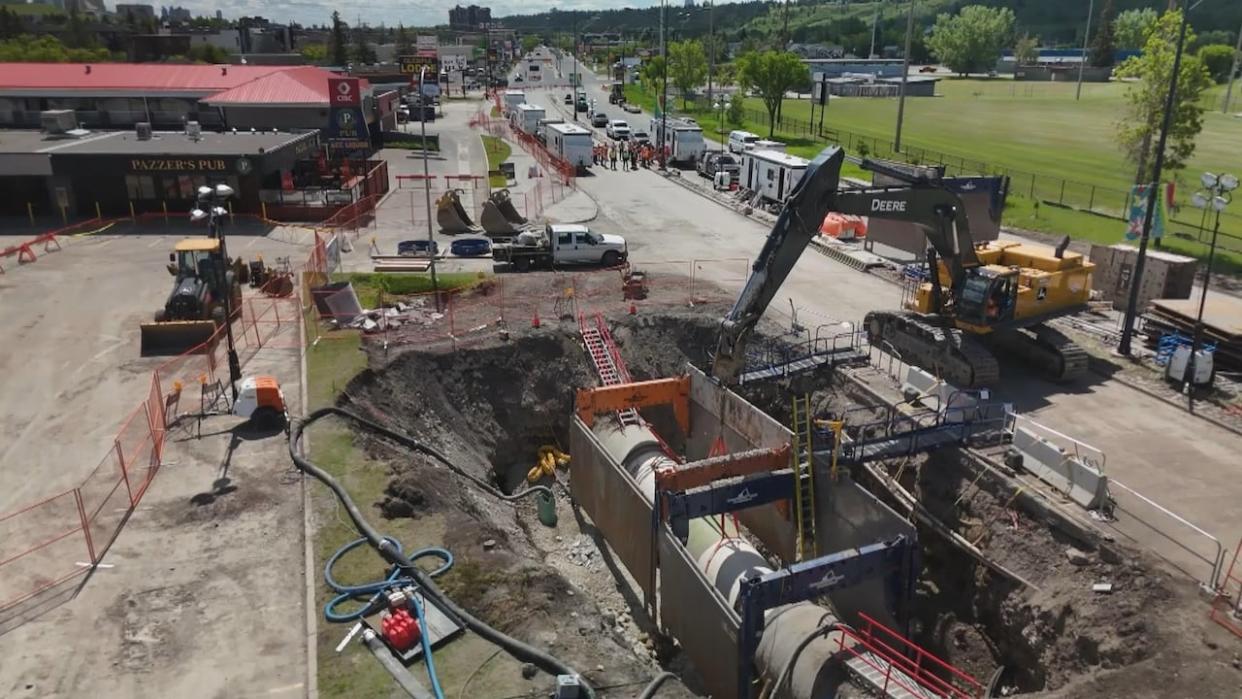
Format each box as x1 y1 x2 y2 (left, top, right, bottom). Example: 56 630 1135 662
1075 0 1095 101
713 98 725 148
418 67 440 309
660 0 668 168
894 0 916 152
1224 20 1242 114
1184 171 1237 410
707 1 714 115
190 184 240 400
1117 2 1200 356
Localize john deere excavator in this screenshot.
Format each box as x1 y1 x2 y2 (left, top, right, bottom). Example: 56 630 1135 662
714 146 1094 388
140 237 242 355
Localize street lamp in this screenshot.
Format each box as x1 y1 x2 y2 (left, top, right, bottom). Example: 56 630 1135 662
418 67 440 309
191 183 241 400
1183 171 1237 409
713 98 725 147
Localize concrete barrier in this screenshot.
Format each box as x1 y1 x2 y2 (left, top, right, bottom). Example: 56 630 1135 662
1012 426 1110 510
900 366 983 423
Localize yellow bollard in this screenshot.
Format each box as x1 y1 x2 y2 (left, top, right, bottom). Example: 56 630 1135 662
95 201 101 221
228 200 234 224
129 201 136 222
162 200 168 223
60 204 67 225
261 201 268 221
26 202 34 227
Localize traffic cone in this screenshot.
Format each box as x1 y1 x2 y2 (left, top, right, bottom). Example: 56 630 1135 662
628 303 637 315
532 310 541 328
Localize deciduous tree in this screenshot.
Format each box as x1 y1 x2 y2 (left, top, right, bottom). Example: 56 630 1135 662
668 39 707 108
735 50 807 138
1114 10 1212 184
1113 8 1157 51
926 5 1015 76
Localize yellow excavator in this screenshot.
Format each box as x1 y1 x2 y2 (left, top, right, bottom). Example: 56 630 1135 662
714 146 1094 388
139 237 242 355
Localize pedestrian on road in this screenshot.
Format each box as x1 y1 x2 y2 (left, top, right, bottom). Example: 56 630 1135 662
609 145 617 170
621 143 630 171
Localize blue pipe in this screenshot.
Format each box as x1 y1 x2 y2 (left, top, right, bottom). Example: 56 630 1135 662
323 537 453 623
409 590 446 699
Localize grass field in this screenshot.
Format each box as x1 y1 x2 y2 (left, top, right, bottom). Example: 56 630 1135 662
628 79 1242 271
481 135 511 188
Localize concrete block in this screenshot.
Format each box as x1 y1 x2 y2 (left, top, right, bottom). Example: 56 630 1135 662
1012 426 1109 510
900 366 980 423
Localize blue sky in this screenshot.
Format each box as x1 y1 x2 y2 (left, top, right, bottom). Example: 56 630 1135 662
177 0 663 28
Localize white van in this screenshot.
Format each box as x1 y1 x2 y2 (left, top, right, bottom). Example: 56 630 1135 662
547 122 593 171
728 130 760 154
754 139 787 152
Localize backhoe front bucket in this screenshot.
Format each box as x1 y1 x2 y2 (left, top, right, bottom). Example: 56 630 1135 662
140 320 219 356
480 199 521 235
436 189 477 233
489 189 526 224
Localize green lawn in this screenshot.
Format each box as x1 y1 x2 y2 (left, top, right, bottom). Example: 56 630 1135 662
481 134 511 189
629 80 1242 269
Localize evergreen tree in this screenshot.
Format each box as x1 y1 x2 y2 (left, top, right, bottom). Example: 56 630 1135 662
1089 0 1116 68
331 11 348 66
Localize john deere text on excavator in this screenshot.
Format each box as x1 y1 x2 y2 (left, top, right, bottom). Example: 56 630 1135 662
714 146 1094 388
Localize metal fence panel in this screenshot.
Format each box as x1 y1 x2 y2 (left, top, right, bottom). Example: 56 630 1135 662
658 527 740 699
568 418 656 601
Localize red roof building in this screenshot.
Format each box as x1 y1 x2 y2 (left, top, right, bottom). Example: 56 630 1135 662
0 63 375 130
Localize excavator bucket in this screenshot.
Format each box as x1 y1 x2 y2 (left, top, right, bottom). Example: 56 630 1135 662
489 189 526 224
480 199 521 235
436 189 478 234
139 320 219 356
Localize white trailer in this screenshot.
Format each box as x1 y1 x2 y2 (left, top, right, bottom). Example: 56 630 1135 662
650 117 705 167
502 89 526 114
753 139 787 152
536 117 564 144
546 122 594 171
741 149 809 204
514 103 546 135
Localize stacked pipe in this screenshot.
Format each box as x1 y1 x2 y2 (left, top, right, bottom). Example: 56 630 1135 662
592 423 848 698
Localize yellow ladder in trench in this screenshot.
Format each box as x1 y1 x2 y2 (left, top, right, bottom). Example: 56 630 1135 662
791 395 817 561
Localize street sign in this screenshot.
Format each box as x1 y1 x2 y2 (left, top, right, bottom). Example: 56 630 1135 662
328 77 361 107
327 77 369 152
400 54 440 76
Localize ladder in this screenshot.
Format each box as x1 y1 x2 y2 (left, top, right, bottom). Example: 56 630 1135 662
580 313 641 428
791 394 817 561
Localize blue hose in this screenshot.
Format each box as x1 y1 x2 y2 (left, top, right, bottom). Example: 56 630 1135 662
323 537 453 623
324 537 454 699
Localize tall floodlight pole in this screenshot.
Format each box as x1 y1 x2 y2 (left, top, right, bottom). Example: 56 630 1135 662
660 0 668 168
1184 172 1237 412
869 2 880 58
1118 3 1197 356
1076 0 1095 101
191 184 240 399
894 0 916 152
1224 21 1242 114
707 1 714 116
419 67 440 309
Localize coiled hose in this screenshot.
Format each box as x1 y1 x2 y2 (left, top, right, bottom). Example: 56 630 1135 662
290 407 595 699
322 537 453 623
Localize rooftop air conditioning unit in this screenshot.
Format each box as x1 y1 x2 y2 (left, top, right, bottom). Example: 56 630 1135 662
40 109 76 135
186 121 202 141
136 122 153 140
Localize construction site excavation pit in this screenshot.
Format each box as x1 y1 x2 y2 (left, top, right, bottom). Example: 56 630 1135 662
329 310 1242 699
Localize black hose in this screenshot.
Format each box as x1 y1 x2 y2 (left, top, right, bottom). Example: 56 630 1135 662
290 407 594 698
362 629 435 699
637 671 678 699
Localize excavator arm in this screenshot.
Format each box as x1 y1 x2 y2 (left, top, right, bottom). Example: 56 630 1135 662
712 146 978 384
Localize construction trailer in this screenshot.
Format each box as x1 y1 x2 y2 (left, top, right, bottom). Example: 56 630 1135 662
535 117 564 144
650 116 705 167
741 148 809 204
546 122 593 170
502 89 526 114
512 103 546 135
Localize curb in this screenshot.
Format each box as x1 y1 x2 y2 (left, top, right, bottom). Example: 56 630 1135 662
299 308 319 699
1086 356 1242 439
545 190 600 225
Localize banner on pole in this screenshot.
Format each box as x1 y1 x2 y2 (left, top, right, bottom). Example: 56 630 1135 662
1126 184 1165 241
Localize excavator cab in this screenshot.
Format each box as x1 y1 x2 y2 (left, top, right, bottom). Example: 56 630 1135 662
954 267 1018 328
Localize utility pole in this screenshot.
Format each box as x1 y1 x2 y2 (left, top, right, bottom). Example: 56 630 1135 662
1118 6 1193 356
419 67 440 309
660 0 668 166
869 2 880 58
1075 0 1095 101
894 0 916 152
707 1 714 115
1224 20 1242 114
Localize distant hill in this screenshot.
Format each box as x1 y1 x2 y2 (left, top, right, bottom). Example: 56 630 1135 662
500 1 1240 49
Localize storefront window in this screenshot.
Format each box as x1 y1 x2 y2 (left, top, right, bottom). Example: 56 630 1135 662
125 175 156 199
178 175 194 199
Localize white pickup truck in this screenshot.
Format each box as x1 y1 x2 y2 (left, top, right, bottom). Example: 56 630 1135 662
493 224 628 272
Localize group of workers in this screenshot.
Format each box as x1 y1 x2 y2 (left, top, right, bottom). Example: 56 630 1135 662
592 141 661 171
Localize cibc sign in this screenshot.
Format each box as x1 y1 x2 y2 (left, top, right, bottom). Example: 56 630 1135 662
329 77 361 107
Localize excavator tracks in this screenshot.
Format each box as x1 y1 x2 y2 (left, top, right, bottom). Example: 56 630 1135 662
985 324 1089 383
865 311 1000 388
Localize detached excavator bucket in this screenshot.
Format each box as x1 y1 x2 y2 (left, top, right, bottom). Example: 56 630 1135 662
436 189 478 234
140 320 219 356
480 199 521 235
489 189 527 224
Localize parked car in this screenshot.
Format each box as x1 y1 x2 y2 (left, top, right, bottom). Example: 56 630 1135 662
697 151 740 182
576 97 589 113
591 112 609 127
450 238 491 257
564 93 573 105
397 240 439 257
631 130 650 145
606 119 631 140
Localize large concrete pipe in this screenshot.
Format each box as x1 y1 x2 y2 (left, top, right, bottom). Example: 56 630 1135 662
592 422 848 698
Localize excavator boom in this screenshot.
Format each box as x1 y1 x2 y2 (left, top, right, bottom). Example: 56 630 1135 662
713 146 977 384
